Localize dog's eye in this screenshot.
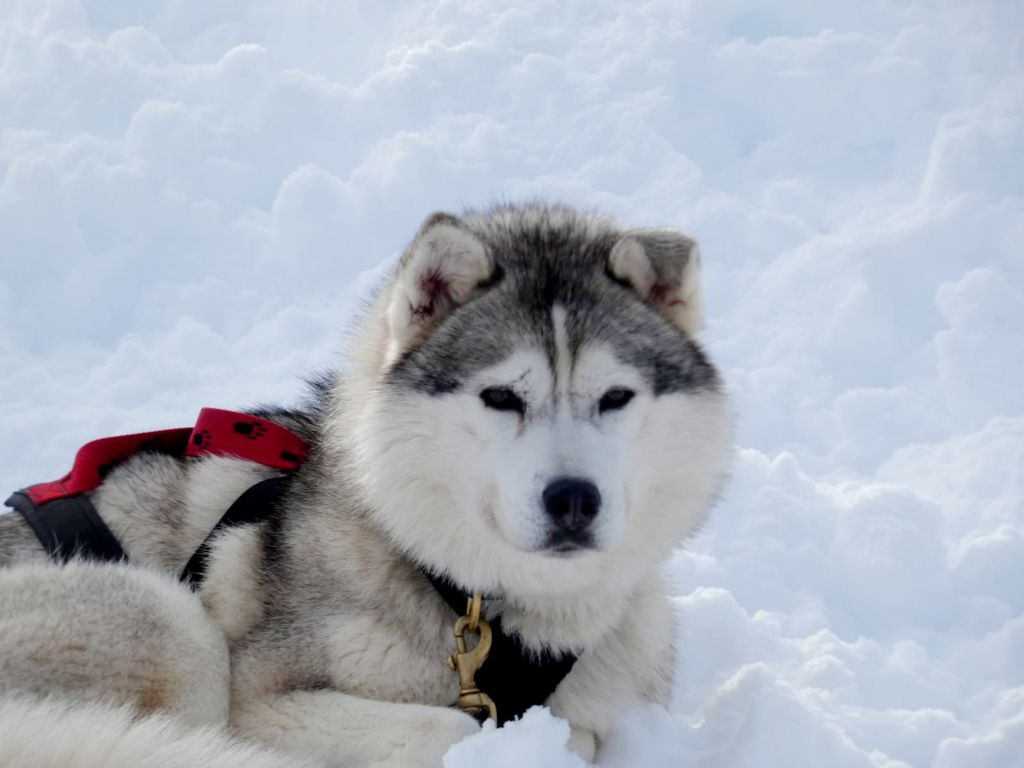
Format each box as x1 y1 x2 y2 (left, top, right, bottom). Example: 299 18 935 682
598 387 635 414
480 387 526 415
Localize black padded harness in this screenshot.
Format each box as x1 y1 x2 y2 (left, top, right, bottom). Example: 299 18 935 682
423 570 580 724
5 490 127 564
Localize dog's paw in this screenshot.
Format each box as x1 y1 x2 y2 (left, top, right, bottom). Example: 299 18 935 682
568 725 598 762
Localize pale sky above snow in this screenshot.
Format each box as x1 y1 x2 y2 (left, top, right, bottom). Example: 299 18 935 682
1 2 1022 766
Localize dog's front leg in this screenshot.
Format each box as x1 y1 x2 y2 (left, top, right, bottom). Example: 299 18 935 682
233 690 480 768
567 725 598 762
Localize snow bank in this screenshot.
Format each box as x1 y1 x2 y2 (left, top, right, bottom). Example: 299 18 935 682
1 1 1020 766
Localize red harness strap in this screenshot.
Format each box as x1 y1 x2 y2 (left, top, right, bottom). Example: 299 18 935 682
24 408 308 505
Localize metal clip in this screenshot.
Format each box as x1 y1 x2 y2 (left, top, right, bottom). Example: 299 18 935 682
447 592 497 722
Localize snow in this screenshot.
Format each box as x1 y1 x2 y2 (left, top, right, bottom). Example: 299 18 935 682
1 1 1021 766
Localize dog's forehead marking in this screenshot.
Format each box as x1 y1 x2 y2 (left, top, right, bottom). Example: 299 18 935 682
550 305 573 401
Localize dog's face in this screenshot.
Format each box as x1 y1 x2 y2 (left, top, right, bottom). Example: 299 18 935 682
347 207 731 595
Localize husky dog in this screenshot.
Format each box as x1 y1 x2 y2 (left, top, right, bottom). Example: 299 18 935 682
0 204 732 767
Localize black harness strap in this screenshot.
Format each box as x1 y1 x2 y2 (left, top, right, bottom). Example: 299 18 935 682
179 475 288 587
423 570 580 725
4 476 289 587
5 490 126 563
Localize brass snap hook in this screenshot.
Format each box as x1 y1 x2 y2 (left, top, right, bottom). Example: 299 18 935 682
447 592 497 722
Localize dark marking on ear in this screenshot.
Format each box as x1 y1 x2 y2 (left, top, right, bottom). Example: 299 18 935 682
648 283 676 306
413 268 453 319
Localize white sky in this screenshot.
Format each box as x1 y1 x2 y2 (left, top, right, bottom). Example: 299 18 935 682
1 2 1022 766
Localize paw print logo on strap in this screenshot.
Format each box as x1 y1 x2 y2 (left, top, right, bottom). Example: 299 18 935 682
233 421 268 440
192 429 213 449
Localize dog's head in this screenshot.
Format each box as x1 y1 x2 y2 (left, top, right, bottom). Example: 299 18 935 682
340 205 731 596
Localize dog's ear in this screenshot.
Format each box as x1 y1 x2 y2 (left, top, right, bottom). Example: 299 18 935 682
608 229 704 336
386 212 493 361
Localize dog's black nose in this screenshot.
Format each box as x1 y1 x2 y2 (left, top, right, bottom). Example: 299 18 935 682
543 477 601 532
